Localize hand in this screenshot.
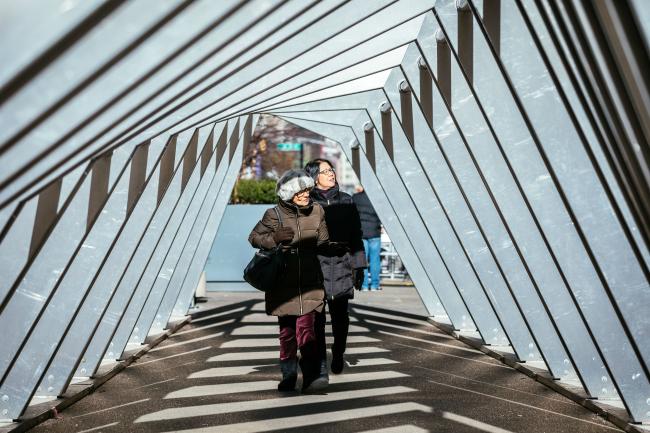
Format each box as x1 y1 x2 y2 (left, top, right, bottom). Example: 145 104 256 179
273 227 294 244
354 268 365 290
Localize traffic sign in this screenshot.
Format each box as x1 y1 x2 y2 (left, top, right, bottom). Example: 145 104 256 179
277 142 302 151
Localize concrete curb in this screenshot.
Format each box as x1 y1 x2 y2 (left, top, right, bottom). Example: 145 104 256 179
2 317 190 433
426 317 645 433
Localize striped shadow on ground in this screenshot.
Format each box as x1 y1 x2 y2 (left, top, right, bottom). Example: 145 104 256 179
350 308 430 326
149 332 224 352
136 386 416 422
342 357 399 367
176 319 236 335
158 402 432 433
190 357 399 378
362 318 456 340
188 365 274 378
220 335 378 348
378 330 483 354
206 346 389 362
76 422 120 433
442 412 515 433
357 426 429 433
240 313 359 323
131 347 212 367
164 371 409 399
230 324 370 335
191 307 248 323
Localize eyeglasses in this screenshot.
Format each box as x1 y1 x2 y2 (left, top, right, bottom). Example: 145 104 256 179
318 168 335 175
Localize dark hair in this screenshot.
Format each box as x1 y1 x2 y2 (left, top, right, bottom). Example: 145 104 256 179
304 158 334 180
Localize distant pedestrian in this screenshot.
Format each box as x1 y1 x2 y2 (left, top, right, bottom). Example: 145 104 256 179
353 186 382 291
248 169 329 393
304 159 366 377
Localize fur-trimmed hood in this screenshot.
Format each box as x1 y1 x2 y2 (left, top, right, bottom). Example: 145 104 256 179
276 169 315 201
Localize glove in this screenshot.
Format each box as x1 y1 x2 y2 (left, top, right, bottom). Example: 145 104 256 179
354 268 365 290
328 241 349 255
273 227 294 244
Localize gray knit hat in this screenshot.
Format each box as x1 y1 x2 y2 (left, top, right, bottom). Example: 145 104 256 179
276 169 315 201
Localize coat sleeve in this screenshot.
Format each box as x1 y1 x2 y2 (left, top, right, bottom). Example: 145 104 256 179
248 208 279 250
349 202 368 269
316 204 330 247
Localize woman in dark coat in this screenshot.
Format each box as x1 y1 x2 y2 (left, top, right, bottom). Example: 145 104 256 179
248 169 329 392
304 159 367 378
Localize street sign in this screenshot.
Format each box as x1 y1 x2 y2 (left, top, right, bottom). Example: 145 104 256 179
277 142 302 151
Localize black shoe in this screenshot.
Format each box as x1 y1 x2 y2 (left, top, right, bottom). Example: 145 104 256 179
299 342 328 393
278 358 297 391
303 374 328 393
331 353 344 374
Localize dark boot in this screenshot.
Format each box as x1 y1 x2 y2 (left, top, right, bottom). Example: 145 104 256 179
330 298 348 375
319 359 329 384
314 309 329 385
278 358 297 391
331 351 345 374
299 342 328 393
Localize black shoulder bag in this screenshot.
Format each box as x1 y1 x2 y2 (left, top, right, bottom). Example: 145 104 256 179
243 207 285 292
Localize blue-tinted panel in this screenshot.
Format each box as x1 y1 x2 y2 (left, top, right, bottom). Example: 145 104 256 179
435 0 620 399
402 38 577 379
0 199 37 306
39 138 168 396
384 66 541 360
103 131 197 357
500 1 650 417
134 126 220 338
0 0 103 89
170 127 238 319
0 0 187 205
0 171 90 382
73 133 186 377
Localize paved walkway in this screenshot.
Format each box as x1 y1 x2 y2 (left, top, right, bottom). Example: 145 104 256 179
30 287 621 433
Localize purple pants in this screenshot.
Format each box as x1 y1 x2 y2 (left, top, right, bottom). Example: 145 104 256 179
278 311 316 360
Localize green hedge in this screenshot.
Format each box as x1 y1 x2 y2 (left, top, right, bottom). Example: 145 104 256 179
231 179 277 204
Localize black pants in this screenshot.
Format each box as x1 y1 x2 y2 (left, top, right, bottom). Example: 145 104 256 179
316 296 350 361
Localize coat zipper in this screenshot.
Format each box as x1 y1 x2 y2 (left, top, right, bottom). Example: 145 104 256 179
325 199 334 301
296 208 303 316
330 255 335 301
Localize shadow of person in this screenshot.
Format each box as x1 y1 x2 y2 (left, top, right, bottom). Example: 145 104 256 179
346 356 360 366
